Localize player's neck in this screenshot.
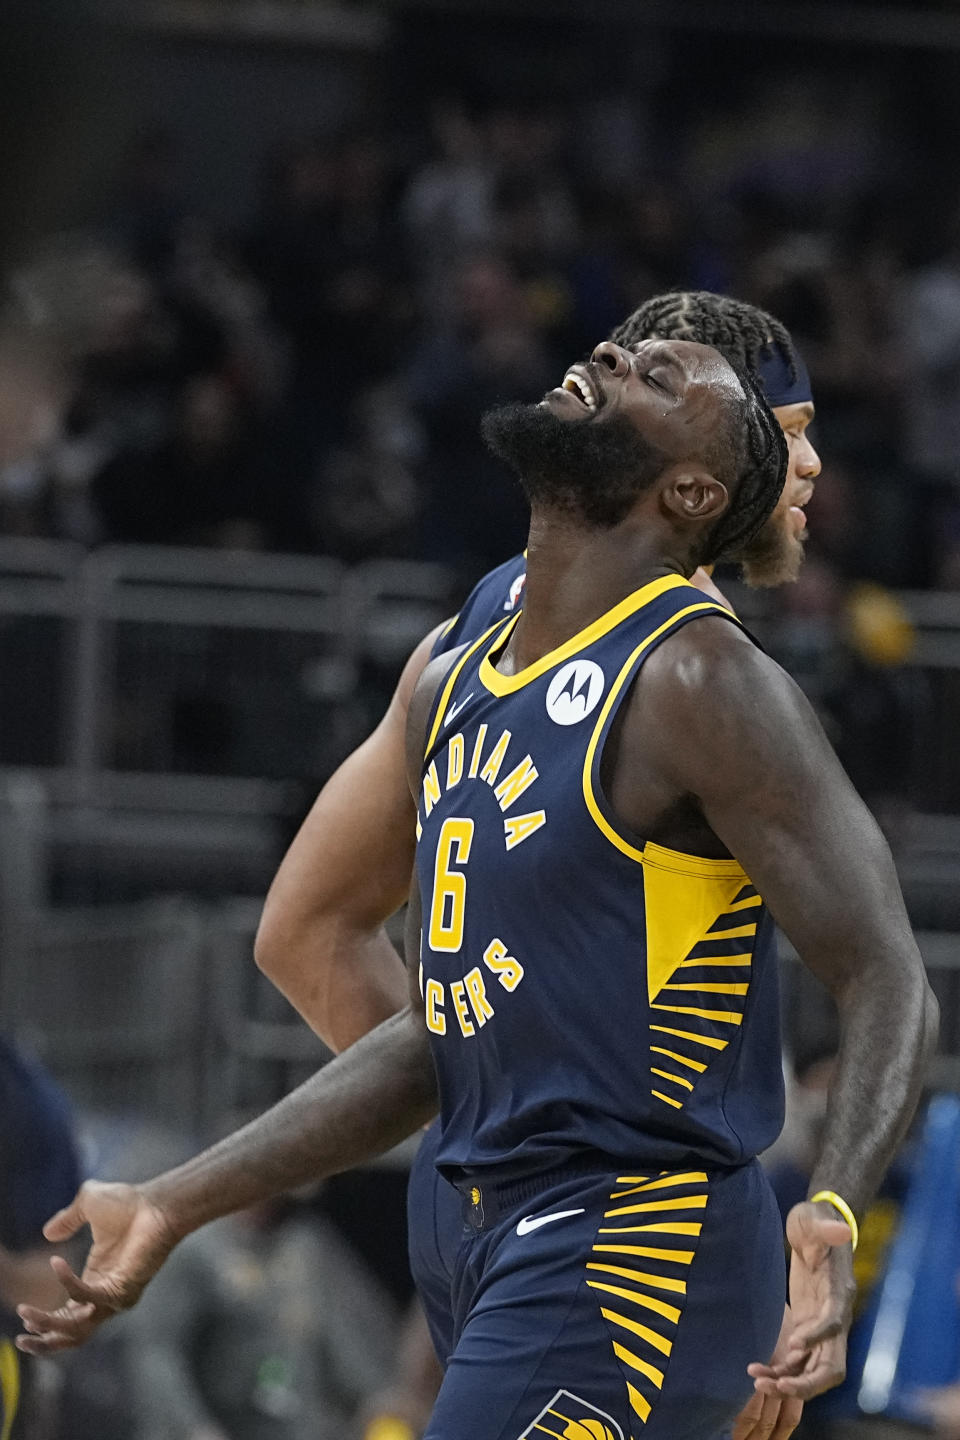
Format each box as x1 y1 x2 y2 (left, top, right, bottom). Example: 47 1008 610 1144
510 512 687 669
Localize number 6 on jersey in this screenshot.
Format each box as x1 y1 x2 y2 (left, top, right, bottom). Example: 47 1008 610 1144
429 818 474 952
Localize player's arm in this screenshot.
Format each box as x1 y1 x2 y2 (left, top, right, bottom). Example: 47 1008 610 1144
16 1001 438 1354
254 622 446 1052
15 656 457 1356
639 622 937 1396
644 624 935 1218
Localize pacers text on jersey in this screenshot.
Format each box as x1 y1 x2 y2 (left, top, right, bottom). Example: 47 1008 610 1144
418 724 547 1039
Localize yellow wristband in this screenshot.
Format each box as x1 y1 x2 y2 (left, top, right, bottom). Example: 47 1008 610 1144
810 1190 859 1252
364 1420 416 1440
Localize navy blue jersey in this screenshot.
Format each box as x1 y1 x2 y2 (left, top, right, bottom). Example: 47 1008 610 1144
431 555 527 660
416 574 784 1181
0 1034 81 1394
0 1038 80 1259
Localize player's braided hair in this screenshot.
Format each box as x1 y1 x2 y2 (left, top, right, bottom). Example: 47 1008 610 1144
699 364 788 565
610 290 791 562
610 290 799 387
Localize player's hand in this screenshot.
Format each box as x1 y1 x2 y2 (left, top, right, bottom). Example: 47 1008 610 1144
15 1180 178 1354
733 1306 804 1440
748 1201 855 1401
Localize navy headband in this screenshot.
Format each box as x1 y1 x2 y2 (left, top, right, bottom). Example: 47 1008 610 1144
756 343 813 409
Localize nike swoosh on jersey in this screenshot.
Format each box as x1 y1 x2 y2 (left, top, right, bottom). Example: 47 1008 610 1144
444 692 475 726
516 1207 586 1236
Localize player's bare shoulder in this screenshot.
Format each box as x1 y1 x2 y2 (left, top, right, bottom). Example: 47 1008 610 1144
645 607 764 699
404 645 466 796
635 608 840 806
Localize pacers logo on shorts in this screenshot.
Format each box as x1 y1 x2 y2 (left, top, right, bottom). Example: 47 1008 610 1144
519 1389 624 1440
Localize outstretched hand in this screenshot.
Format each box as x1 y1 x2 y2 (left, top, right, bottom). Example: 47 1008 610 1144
16 1180 178 1354
733 1306 804 1440
747 1201 856 1401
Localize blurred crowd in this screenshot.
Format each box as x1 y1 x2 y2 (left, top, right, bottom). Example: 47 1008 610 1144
1 64 959 595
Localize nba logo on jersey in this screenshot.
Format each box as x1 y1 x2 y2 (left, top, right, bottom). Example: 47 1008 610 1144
518 1389 624 1440
505 571 527 611
545 660 605 726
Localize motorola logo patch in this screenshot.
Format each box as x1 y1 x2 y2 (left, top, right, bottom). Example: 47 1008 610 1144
545 660 605 726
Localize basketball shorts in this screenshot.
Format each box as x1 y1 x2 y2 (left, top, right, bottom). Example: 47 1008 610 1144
421 1158 785 1440
408 1121 467 1366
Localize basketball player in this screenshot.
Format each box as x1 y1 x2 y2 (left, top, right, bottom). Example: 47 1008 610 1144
0 1033 81 1440
255 294 819 1058
254 293 821 1436
18 337 934 1440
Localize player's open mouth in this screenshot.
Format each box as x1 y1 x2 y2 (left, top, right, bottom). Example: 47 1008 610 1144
542 364 605 415
563 370 597 408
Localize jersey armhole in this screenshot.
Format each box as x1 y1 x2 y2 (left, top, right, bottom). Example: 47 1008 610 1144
430 614 460 658
581 604 748 878
422 619 511 763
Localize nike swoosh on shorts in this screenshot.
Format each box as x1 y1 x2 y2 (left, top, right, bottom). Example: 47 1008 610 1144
516 1208 585 1236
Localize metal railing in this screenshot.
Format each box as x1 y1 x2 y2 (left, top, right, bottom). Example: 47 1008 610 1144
0 538 455 795
0 541 455 901
3 895 209 1130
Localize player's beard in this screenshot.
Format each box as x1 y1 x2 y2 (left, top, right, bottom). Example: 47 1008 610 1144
736 503 807 588
481 401 667 528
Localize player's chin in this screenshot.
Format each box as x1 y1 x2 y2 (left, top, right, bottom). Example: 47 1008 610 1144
739 525 807 589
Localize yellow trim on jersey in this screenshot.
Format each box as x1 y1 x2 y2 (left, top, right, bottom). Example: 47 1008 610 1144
579 602 747 876
649 1023 728 1051
643 865 749 1005
0 1341 20 1440
640 840 745 879
477 574 689 698
423 620 508 759
650 1046 707 1073
650 1004 743 1024
678 955 752 967
661 982 749 996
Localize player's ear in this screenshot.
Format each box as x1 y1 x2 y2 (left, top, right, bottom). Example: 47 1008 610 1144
661 468 729 524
